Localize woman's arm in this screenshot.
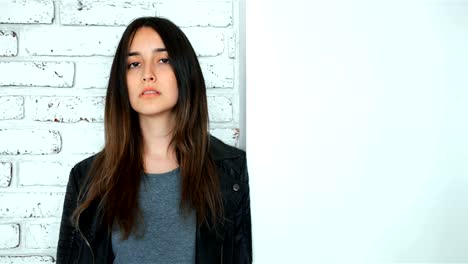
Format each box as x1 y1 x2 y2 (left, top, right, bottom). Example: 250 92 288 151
56 166 80 264
234 156 253 263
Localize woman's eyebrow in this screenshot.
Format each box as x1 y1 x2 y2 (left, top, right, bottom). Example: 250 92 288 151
128 48 168 57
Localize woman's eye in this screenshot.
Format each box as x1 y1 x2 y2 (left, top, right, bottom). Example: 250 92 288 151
128 62 140 69
159 58 170 64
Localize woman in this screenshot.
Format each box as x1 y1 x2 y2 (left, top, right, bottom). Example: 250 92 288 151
56 17 252 264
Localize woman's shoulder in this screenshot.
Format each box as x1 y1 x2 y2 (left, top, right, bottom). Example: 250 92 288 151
63 153 100 193
68 153 100 184
209 135 245 161
209 136 248 183
73 153 99 172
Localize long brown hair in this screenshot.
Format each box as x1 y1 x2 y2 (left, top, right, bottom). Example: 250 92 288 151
72 17 222 239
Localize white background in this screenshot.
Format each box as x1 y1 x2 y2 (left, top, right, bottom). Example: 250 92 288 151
246 0 468 263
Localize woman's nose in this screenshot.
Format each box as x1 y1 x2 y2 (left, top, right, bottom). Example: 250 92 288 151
143 75 155 81
142 66 156 81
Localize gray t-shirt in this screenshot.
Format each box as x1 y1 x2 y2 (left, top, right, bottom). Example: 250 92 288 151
112 168 196 264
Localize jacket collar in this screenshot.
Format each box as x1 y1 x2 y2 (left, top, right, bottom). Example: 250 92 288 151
209 135 241 161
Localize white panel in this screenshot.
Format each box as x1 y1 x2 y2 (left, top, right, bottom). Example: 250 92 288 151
246 0 468 263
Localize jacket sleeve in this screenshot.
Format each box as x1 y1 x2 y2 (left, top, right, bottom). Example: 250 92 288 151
234 156 253 263
56 166 80 264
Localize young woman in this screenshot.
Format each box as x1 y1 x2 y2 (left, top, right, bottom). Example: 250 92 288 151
56 17 252 264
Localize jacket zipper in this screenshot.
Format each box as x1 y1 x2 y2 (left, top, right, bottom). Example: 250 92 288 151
77 213 96 264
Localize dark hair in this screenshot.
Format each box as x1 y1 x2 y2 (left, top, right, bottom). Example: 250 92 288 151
72 17 222 239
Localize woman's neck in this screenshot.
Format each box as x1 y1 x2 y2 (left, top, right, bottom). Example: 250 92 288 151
139 113 179 173
139 113 176 159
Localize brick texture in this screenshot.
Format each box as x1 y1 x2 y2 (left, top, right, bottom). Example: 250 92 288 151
0 256 55 264
31 96 105 123
60 0 155 26
201 60 234 88
0 62 74 87
74 61 112 88
19 161 72 186
0 162 12 188
0 224 19 249
0 0 54 24
0 30 18 56
0 192 65 218
183 28 225 57
0 130 61 155
0 96 24 120
228 32 236 58
25 222 60 249
61 128 104 154
158 1 232 27
208 96 233 122
23 27 123 56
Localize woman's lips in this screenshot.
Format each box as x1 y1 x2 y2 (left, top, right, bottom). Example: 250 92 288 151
140 88 161 97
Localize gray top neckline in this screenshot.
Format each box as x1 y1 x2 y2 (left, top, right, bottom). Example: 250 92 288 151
145 167 180 177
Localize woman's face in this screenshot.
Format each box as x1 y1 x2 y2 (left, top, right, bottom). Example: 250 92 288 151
126 27 178 118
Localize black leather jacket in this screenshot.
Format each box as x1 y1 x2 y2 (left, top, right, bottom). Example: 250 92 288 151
56 136 252 264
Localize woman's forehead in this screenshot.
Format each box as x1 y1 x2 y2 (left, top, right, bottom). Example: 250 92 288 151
127 27 167 52
132 27 164 44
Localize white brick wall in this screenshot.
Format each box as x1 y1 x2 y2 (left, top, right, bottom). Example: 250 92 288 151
61 127 104 154
19 161 73 186
0 96 24 120
25 222 60 249
183 28 225 56
201 59 234 88
60 0 155 26
22 28 123 56
0 0 54 24
0 192 64 218
0 256 55 264
74 60 113 88
0 62 74 87
0 162 12 187
0 30 18 56
0 0 241 261
0 130 62 155
208 96 233 122
158 1 232 27
0 224 19 249
30 96 105 122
